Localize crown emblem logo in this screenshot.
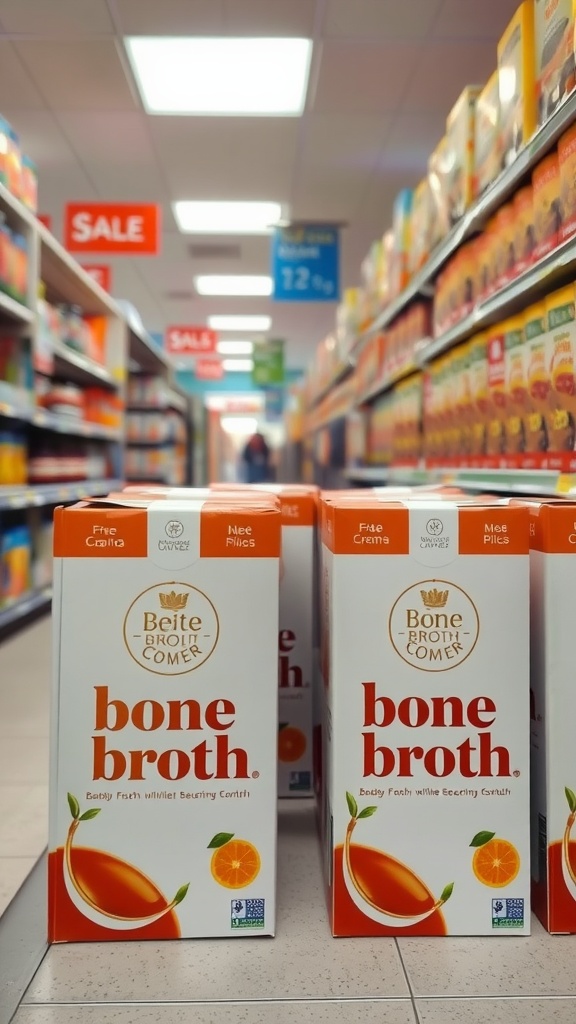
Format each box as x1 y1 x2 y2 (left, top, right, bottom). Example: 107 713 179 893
159 591 189 610
421 588 449 609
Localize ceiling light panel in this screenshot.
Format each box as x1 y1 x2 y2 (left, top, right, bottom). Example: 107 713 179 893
125 37 312 116
222 359 255 372
208 315 271 331
195 275 272 296
217 340 254 355
174 201 282 235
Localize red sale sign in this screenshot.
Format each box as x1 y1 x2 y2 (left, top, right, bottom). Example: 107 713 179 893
82 264 112 292
64 203 160 255
165 325 218 356
196 358 224 381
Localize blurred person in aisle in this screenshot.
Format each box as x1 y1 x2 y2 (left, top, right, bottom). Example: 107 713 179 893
241 429 271 483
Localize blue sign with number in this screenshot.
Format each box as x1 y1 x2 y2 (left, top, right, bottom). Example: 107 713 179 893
271 224 340 302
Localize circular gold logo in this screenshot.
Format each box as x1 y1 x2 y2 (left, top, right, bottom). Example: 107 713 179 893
388 578 479 673
123 582 219 675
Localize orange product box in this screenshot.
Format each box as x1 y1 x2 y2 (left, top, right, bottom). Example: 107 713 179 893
534 0 576 127
524 302 551 464
514 185 536 275
504 315 529 464
445 86 482 224
497 1 537 168
49 494 281 942
533 150 562 261
453 341 473 465
545 284 576 469
474 227 493 306
319 494 530 936
474 71 501 197
494 204 517 291
469 333 490 466
528 500 576 933
559 123 576 242
486 323 508 463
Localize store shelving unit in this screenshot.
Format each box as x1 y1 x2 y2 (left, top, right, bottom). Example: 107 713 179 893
344 465 576 497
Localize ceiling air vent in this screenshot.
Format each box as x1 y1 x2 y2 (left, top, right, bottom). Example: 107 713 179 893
188 243 242 259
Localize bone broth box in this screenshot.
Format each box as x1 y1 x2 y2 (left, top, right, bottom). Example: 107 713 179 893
49 494 281 942
320 494 530 937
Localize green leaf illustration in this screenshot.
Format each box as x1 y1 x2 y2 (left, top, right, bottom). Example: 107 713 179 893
357 806 378 819
566 787 576 814
208 832 235 849
346 792 358 818
440 882 454 904
79 808 101 821
470 831 496 848
67 793 80 820
173 883 190 906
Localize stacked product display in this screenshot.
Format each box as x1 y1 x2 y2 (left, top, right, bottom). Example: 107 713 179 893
126 375 190 486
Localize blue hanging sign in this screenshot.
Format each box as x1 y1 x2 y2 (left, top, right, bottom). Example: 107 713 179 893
271 224 340 302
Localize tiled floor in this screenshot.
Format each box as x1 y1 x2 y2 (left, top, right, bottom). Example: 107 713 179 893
3 618 576 1024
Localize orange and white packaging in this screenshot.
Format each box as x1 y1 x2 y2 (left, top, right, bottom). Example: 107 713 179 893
474 71 501 197
559 123 576 242
534 0 576 127
319 495 530 937
210 482 318 798
514 185 536 275
497 1 537 167
533 151 561 261
528 500 576 933
49 495 281 942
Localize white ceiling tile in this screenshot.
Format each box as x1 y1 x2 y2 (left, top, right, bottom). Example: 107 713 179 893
312 41 419 113
115 0 225 35
401 40 496 113
13 40 138 111
0 110 75 167
299 113 392 170
0 40 46 108
223 0 316 36
57 111 155 164
325 0 443 39
0 0 113 35
377 111 446 173
433 0 522 40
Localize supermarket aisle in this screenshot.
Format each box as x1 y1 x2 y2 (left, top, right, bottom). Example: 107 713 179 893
0 617 50 914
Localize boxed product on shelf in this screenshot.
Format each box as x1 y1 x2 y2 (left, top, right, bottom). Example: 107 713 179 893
355 334 382 400
0 430 27 485
84 389 123 429
559 123 576 242
514 184 536 275
524 301 550 462
497 0 537 168
453 342 473 464
366 392 394 466
528 500 576 933
390 189 413 296
392 372 422 466
409 178 433 275
0 335 34 397
0 522 31 607
469 333 490 466
428 136 452 248
21 155 38 212
486 323 507 463
532 150 562 261
545 284 576 468
474 71 501 197
534 0 576 127
345 409 367 467
0 216 28 304
474 222 495 304
49 494 281 941
445 86 482 225
41 383 85 419
504 315 529 464
319 494 530 936
494 203 517 291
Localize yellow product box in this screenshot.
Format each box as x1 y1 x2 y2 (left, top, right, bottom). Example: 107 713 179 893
486 323 508 462
469 333 490 465
533 150 562 260
409 178 432 276
534 0 576 126
559 123 576 242
497 1 537 167
503 315 529 463
524 302 551 462
474 71 501 197
319 494 530 936
446 86 482 223
494 204 517 290
528 500 576 932
514 184 536 274
545 284 576 469
49 494 281 942
453 341 474 464
428 137 452 248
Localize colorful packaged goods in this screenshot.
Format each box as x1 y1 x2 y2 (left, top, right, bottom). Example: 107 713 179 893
474 71 501 197
428 137 452 247
533 151 562 261
504 315 529 463
469 333 490 466
514 185 536 275
525 302 551 462
445 86 481 224
390 190 413 296
559 124 576 242
534 0 576 126
486 323 508 463
497 1 537 168
409 178 433 275
545 284 576 469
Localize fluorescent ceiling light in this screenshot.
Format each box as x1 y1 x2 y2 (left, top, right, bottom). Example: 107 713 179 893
222 359 254 372
208 315 271 331
174 201 282 235
125 37 312 116
195 275 272 297
221 416 258 435
217 340 254 355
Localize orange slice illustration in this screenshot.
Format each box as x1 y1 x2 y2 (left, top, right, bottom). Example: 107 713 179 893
470 831 520 888
208 833 261 889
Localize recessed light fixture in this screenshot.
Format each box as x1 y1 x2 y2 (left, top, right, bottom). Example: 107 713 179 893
125 37 312 116
217 340 254 356
208 315 271 331
195 275 273 297
173 201 282 235
221 416 258 434
222 359 254 372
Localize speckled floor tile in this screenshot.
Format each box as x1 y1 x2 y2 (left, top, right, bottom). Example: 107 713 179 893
24 803 409 1004
0 618 51 738
0 857 37 915
398 915 576 997
0 737 49 784
416 998 576 1023
0 785 48 857
13 1000 416 1023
